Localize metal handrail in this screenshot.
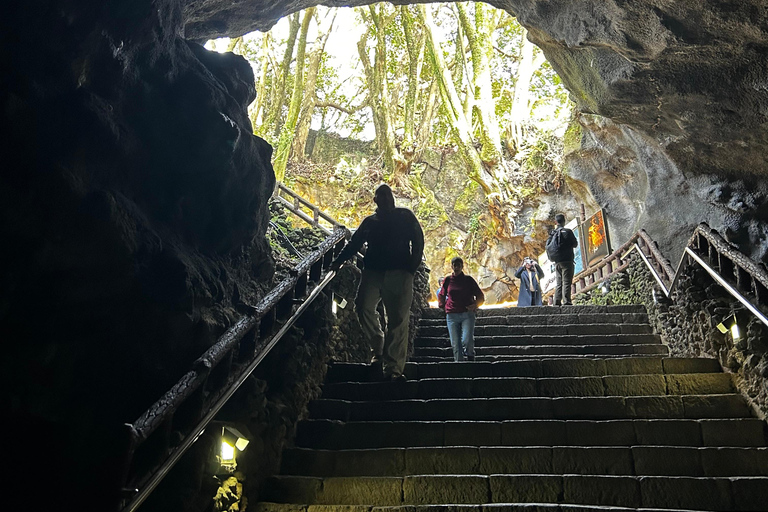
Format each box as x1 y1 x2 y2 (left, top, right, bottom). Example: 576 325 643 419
274 182 341 235
553 223 768 327
119 225 349 512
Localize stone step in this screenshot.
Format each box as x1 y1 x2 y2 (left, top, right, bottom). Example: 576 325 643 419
307 394 751 422
409 354 672 363
295 418 768 449
415 333 661 347
417 324 653 338
320 373 734 401
260 474 767 510
325 358 723 383
420 305 648 319
419 312 651 326
255 502 718 512
413 344 669 358
280 445 768 478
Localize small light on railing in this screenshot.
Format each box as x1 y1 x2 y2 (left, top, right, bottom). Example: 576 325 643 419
331 293 347 315
219 425 250 473
715 314 741 340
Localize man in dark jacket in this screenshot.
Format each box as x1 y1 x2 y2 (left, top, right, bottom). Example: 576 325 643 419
547 213 579 305
331 184 424 381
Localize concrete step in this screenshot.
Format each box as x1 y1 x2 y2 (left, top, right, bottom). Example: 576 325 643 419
255 502 725 512
413 344 669 358
280 445 768 477
307 394 751 422
260 474 767 510
417 324 653 338
295 418 768 449
420 305 648 319
409 355 674 363
419 312 651 327
414 330 661 348
325 359 723 383
320 373 734 401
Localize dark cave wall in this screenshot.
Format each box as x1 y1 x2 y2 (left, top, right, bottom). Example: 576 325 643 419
1 1 275 507
3 0 768 509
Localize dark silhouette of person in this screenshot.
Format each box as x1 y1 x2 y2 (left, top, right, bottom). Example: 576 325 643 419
515 257 544 306
331 184 424 381
547 213 579 305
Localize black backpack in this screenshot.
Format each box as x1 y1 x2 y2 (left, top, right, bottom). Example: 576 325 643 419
546 228 571 262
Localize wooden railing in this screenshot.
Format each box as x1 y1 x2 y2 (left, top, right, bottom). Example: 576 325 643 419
548 223 768 327
274 182 341 235
119 224 349 512
543 229 674 300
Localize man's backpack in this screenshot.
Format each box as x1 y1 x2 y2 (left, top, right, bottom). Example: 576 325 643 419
546 228 571 262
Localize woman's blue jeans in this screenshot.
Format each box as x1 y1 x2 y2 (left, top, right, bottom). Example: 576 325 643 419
446 311 476 361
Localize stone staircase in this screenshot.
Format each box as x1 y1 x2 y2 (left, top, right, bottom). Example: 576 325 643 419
257 305 768 512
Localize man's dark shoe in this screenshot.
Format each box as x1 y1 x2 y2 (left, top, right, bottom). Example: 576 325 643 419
467 355 475 362
387 373 407 383
369 359 384 381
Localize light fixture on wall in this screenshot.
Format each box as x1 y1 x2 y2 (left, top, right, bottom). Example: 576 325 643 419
331 293 347 315
716 314 741 340
652 287 671 306
600 280 610 295
219 425 250 472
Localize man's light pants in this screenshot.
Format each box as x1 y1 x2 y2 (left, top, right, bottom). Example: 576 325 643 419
355 269 414 377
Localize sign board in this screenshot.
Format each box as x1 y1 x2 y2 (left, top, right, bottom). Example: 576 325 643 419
581 209 611 267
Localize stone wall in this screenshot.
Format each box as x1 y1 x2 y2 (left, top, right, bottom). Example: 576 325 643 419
576 256 768 418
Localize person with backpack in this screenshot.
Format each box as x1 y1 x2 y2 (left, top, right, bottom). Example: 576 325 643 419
515 257 545 306
437 257 485 361
546 214 579 305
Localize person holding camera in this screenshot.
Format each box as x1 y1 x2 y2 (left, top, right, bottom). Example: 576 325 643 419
515 256 545 307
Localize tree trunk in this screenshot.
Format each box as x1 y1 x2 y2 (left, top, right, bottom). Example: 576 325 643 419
358 5 406 182
508 28 546 150
273 8 314 182
250 34 271 131
292 12 336 162
420 5 517 237
457 2 502 166
400 5 426 178
268 13 300 138
419 5 486 189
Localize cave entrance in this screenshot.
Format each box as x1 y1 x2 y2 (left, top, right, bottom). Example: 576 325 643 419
206 2 573 305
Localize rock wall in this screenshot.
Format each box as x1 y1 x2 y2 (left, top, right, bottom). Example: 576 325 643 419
564 114 768 266
2 2 275 508
576 257 768 418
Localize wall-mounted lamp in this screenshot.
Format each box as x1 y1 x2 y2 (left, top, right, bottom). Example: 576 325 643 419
331 293 348 315
716 314 741 340
652 287 671 306
219 425 250 472
599 280 610 295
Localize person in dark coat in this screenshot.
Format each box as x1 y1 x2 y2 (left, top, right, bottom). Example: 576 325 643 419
515 257 545 307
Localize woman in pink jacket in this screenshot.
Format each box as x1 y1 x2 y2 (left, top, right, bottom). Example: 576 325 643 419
437 257 485 361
